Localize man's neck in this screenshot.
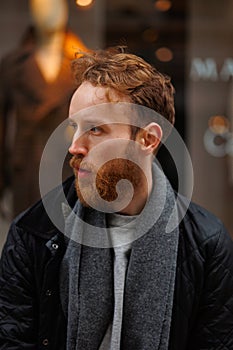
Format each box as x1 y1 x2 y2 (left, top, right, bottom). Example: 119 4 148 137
119 171 152 216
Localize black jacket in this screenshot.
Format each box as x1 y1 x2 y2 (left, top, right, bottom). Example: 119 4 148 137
1 176 233 350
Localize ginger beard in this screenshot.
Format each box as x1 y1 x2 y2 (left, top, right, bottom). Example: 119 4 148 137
70 153 146 212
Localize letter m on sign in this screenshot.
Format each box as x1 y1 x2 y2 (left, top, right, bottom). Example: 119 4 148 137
190 58 218 81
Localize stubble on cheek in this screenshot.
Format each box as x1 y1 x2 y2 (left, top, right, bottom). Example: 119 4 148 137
73 158 144 209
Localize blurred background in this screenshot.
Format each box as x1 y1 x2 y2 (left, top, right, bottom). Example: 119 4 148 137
0 0 233 251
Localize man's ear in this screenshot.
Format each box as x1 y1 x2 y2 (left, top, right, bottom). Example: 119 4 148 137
137 122 163 154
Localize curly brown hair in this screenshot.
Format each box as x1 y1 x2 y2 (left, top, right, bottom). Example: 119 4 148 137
71 46 175 126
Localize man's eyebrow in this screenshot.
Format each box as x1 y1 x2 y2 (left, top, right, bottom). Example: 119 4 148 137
68 119 77 126
69 115 114 126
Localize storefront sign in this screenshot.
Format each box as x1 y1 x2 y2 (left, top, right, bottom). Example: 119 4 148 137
190 58 233 82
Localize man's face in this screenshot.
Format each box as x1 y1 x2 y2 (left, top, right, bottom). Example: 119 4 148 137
68 82 145 212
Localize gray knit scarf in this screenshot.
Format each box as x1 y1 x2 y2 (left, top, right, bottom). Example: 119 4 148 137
60 163 179 350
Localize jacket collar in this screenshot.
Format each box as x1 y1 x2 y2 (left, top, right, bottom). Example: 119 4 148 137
15 176 77 240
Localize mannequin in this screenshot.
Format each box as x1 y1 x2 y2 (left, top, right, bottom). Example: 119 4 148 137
30 0 87 82
30 0 69 83
0 0 88 217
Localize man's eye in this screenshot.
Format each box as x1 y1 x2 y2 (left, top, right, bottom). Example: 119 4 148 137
69 122 77 130
90 126 102 134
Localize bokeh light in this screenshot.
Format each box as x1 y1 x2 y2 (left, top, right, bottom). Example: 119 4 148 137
142 28 159 43
208 115 230 134
76 0 94 7
155 47 173 62
154 0 172 12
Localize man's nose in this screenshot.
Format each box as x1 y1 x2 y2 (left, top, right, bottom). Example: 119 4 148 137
69 134 88 157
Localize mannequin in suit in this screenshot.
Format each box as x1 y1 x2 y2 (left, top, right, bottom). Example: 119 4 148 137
0 0 88 217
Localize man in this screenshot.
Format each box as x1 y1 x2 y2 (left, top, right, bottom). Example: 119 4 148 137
0 47 233 350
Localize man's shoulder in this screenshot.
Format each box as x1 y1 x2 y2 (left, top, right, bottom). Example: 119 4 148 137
13 176 77 239
184 199 224 231
180 197 231 253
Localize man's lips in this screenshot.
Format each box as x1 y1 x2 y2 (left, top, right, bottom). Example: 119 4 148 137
78 167 91 175
70 157 95 178
73 166 93 178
